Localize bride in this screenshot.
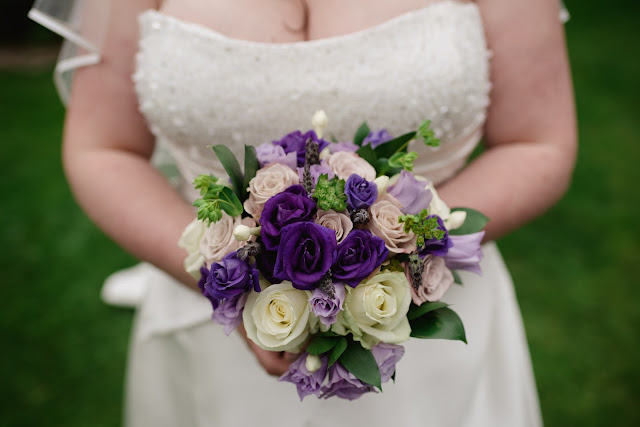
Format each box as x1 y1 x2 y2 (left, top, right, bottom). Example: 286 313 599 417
30 0 576 425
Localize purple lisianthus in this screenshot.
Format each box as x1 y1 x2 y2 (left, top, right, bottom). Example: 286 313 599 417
256 247 281 284
273 130 330 167
420 215 453 257
297 162 334 186
332 229 388 287
444 231 485 275
329 141 359 153
309 282 346 326
260 185 317 251
387 170 433 215
344 174 378 211
279 353 328 401
202 252 260 301
362 129 393 149
321 363 376 400
371 343 405 383
211 292 248 335
273 222 337 290
255 142 297 170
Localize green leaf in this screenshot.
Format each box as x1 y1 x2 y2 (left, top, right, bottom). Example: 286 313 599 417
306 336 337 355
315 331 339 338
353 122 371 146
338 341 382 390
409 307 467 343
328 337 347 367
452 270 463 285
449 208 489 235
373 131 416 159
243 145 259 192
217 187 243 217
212 145 246 202
407 301 449 321
356 142 377 166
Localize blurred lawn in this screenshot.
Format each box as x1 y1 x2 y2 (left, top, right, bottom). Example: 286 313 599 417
1 0 639 426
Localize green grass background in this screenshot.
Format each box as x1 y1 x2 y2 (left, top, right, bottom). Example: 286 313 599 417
1 0 639 425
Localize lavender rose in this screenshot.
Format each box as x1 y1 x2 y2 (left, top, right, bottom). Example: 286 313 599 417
202 252 260 301
309 282 346 326
332 229 389 288
210 292 248 335
387 170 433 215
371 343 405 383
344 174 378 211
324 152 377 182
273 130 329 167
444 231 485 275
244 163 299 220
368 194 417 254
273 222 337 290
405 254 454 304
279 353 328 400
321 363 375 400
260 185 317 251
315 209 353 243
420 215 453 257
363 129 393 149
255 142 297 169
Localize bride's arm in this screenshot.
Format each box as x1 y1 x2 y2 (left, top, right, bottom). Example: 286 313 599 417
437 0 577 241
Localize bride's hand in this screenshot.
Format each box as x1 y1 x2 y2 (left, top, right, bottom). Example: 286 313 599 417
236 324 298 376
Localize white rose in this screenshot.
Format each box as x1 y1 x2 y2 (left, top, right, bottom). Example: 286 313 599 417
368 194 417 254
338 271 412 349
244 163 299 220
200 214 256 264
315 209 353 243
178 218 206 278
324 152 376 181
243 281 315 352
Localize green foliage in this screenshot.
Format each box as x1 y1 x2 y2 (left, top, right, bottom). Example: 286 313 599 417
353 121 371 146
356 141 377 165
449 208 489 235
306 336 338 355
407 301 449 321
313 174 347 211
192 175 243 224
417 120 441 147
243 145 259 192
382 257 406 273
212 145 247 202
328 337 348 367
398 209 446 247
388 151 419 172
409 307 467 343
452 270 463 285
373 131 416 159
338 340 382 390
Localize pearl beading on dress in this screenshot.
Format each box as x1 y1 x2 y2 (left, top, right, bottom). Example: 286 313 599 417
133 1 491 196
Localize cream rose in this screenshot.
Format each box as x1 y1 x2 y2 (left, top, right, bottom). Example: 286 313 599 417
243 281 315 352
200 214 256 264
338 271 412 349
178 218 206 278
324 152 376 181
405 254 454 305
244 163 299 220
315 210 353 243
368 194 417 254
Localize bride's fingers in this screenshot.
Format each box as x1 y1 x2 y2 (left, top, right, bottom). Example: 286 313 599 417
283 352 299 362
255 347 290 376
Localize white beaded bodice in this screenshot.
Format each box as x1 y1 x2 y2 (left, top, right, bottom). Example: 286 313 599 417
134 1 491 195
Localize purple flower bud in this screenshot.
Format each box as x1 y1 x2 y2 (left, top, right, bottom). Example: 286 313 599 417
420 215 453 257
444 231 485 275
363 129 393 149
321 363 376 400
255 142 298 170
309 282 346 326
279 353 328 401
371 343 405 383
329 141 359 153
210 292 248 335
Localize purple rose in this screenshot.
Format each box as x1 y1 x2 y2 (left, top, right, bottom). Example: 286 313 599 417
344 174 378 211
255 142 297 170
309 282 346 326
363 129 392 149
332 229 389 287
260 185 317 251
211 292 248 335
273 222 337 290
297 162 334 186
387 170 433 215
329 141 359 153
273 130 330 167
279 353 328 401
321 363 376 400
420 215 453 257
371 343 405 383
444 231 485 275
202 252 260 301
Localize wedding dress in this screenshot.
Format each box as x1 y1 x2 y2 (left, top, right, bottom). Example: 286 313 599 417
31 1 545 425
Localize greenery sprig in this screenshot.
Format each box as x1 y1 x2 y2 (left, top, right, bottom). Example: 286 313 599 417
388 151 419 172
398 209 445 247
418 120 440 147
192 174 243 224
313 174 347 211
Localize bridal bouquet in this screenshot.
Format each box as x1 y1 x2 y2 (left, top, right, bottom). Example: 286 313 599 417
179 112 488 400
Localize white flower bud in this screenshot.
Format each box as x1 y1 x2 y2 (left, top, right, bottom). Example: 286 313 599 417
312 110 329 138
445 210 467 231
374 176 390 194
319 147 331 160
305 354 323 373
233 224 251 242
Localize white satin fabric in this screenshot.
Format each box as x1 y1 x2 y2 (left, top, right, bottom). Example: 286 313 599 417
123 2 543 426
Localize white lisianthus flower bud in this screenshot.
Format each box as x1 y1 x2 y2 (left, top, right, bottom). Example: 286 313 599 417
305 354 323 373
312 110 329 138
234 224 252 241
319 147 331 160
178 219 206 278
445 210 467 231
424 182 451 219
374 176 390 195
